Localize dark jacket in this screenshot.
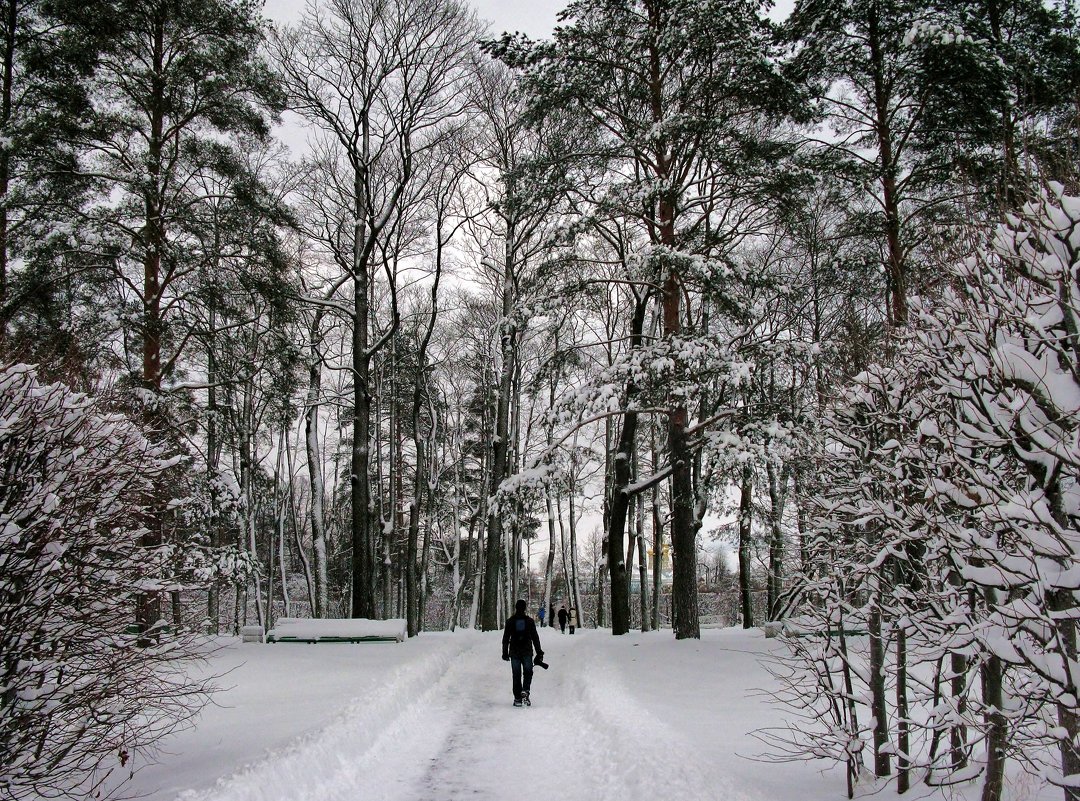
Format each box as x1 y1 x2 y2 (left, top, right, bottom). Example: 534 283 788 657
557 608 568 624
502 612 542 659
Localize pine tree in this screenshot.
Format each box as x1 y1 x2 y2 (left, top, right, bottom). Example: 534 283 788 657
84 0 285 632
0 0 115 374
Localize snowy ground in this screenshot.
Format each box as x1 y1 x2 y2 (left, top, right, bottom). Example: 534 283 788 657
114 627 1054 801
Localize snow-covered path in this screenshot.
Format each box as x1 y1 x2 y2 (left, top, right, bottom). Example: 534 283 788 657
408 632 736 801
171 630 752 801
105 628 882 801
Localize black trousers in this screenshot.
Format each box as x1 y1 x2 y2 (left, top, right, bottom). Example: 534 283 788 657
511 653 534 699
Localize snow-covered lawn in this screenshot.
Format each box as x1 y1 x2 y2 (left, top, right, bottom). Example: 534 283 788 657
115 628 1052 801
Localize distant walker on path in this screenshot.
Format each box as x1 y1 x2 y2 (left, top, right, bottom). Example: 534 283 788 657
502 599 544 707
557 605 568 633
538 606 546 627
569 607 578 634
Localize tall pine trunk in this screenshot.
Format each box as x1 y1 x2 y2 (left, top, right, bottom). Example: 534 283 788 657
206 306 221 633
645 1 696 639
135 5 168 639
867 2 907 327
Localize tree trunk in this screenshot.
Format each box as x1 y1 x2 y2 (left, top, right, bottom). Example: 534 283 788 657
950 649 969 771
980 650 1006 801
544 494 557 625
206 307 221 634
350 165 375 618
794 468 811 576
241 415 264 629
407 249 444 634
135 4 168 639
606 296 646 635
739 463 753 629
306 312 328 618
651 483 662 630
406 437 422 636
664 262 697 639
766 459 789 620
598 416 611 629
1054 590 1080 801
868 590 891 777
867 2 907 328
481 219 516 631
407 308 441 635
568 476 582 617
276 426 292 621
0 0 16 339
896 625 909 793
836 595 864 798
507 364 524 611
287 428 316 618
636 489 650 632
557 491 570 607
267 493 275 632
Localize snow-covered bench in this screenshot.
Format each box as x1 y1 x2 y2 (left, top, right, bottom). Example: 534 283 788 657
265 617 407 644
778 619 867 638
699 615 727 629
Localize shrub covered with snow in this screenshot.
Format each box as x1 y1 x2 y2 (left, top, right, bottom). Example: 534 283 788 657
771 186 1080 799
0 365 211 800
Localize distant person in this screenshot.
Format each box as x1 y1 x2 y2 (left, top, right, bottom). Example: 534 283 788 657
569 607 578 634
557 605 568 633
538 606 546 627
502 599 544 707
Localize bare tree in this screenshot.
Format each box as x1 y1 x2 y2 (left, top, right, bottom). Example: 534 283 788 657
272 0 481 618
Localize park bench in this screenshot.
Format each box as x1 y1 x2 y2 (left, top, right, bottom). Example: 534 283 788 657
265 617 407 643
776 619 868 638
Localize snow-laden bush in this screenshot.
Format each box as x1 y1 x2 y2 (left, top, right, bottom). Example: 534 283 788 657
767 185 1080 801
922 184 1080 796
0 365 211 800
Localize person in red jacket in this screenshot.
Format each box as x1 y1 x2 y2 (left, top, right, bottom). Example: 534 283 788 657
502 599 543 707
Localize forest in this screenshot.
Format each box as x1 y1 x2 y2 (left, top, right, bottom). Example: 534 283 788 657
1 0 1079 799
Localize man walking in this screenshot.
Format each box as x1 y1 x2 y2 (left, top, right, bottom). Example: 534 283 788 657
557 604 568 633
502 599 543 707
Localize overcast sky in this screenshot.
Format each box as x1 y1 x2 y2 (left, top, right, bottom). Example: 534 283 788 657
264 0 793 38
263 0 564 38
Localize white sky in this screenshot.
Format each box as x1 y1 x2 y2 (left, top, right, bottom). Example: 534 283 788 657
263 0 564 37
263 0 793 39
